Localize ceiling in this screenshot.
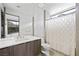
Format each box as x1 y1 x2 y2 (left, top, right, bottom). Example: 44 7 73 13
43 3 75 15
1 3 75 24
3 3 75 14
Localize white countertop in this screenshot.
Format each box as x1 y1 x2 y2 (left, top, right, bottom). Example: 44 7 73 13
0 36 41 49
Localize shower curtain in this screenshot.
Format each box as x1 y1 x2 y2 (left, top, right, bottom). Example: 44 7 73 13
46 13 76 55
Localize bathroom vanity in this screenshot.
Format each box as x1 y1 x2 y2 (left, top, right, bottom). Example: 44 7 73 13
0 6 41 56
0 36 41 56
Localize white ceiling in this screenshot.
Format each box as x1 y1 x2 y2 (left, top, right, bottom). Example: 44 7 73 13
4 3 75 15
2 3 75 23
4 3 34 15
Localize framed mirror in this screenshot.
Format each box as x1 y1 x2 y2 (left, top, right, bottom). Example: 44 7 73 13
5 13 20 38
1 7 20 38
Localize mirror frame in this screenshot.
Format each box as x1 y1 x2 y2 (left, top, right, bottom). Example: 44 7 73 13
1 7 20 38
5 13 20 38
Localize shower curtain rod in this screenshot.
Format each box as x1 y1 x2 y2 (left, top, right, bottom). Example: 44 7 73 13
46 6 76 20
50 6 76 17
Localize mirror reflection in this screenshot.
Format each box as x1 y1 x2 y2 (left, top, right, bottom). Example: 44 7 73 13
7 19 19 34
1 11 19 38
6 14 19 35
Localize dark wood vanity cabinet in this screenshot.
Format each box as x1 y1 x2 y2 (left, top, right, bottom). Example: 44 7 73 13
0 39 41 56
0 47 10 56
14 43 26 56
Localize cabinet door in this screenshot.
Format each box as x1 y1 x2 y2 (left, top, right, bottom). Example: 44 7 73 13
26 40 41 56
30 41 35 56
37 39 41 54
25 39 41 56
14 43 26 56
9 46 14 56
0 47 10 56
34 39 41 55
25 42 31 56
